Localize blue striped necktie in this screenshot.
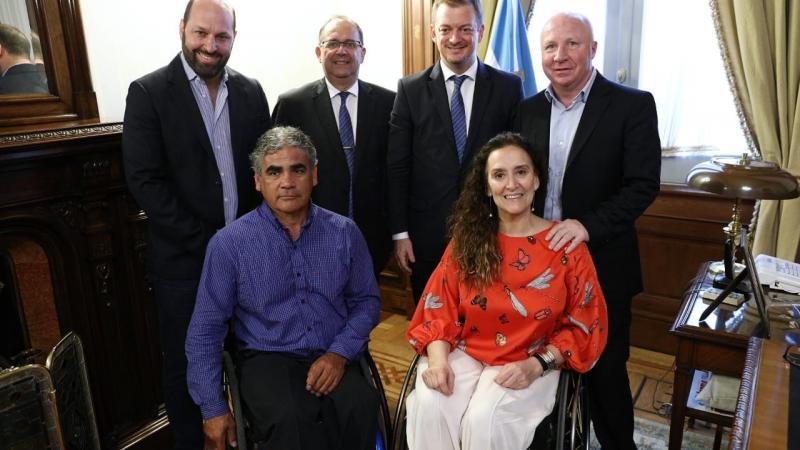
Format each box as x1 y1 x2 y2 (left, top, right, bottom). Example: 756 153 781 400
338 91 355 218
450 75 468 163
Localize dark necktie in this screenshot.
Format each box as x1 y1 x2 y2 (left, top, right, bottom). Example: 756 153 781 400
338 91 355 218
450 75 468 163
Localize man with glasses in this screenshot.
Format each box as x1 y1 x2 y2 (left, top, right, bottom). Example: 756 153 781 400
387 0 523 302
272 16 394 277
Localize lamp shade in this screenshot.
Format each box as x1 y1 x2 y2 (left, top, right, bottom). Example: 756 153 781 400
686 156 800 200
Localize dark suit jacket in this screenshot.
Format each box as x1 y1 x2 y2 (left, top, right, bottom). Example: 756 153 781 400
122 55 271 279
0 63 48 94
387 61 523 261
272 79 394 272
517 74 661 306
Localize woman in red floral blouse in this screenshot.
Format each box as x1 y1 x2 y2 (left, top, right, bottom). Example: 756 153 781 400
405 132 608 450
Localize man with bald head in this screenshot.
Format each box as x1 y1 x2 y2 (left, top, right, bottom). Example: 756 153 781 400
122 0 271 447
273 16 394 277
517 12 661 449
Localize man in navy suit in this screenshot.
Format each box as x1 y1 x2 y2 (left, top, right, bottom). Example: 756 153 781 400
517 13 661 449
387 0 523 301
273 16 394 276
122 1 271 447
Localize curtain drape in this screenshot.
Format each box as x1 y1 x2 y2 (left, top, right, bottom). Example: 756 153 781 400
712 0 800 260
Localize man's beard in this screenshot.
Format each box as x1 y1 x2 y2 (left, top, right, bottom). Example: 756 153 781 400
181 36 229 80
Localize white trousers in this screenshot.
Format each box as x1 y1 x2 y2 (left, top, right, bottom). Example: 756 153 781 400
406 349 560 450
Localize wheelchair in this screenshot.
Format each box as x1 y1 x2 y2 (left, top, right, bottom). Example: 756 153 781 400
391 354 590 450
222 350 392 450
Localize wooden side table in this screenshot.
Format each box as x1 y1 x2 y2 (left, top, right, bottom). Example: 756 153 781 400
668 262 763 450
729 337 790 449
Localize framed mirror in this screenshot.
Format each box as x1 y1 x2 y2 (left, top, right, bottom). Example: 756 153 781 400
0 0 98 132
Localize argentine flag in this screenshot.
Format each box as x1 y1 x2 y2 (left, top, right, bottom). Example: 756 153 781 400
484 0 537 97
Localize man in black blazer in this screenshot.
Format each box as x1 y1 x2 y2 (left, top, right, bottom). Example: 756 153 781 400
518 13 661 449
122 1 270 447
0 24 48 95
387 0 523 300
273 16 393 276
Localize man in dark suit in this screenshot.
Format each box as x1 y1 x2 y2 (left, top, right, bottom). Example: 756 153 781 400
121 1 271 448
272 16 393 276
517 13 661 449
0 24 48 94
387 0 523 301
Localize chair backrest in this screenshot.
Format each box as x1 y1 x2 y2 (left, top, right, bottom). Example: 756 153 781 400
0 364 65 449
45 332 101 450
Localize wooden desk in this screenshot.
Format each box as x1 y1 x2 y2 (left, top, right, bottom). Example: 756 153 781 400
668 263 764 450
729 337 790 449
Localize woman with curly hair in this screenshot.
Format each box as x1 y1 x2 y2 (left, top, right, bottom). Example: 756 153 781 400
405 132 608 450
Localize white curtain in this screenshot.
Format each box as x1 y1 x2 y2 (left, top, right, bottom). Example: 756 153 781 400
638 0 747 154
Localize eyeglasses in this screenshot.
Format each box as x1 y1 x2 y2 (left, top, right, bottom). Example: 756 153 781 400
320 40 362 51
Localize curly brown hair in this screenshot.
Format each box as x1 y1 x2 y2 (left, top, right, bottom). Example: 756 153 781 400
447 132 541 290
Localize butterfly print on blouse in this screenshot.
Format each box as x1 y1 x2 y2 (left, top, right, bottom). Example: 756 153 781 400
509 248 531 271
561 255 569 265
495 332 507 347
526 267 554 290
423 293 443 309
503 285 528 317
470 294 487 311
499 313 509 324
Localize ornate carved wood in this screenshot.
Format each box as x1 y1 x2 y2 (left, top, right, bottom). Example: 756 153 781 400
0 126 165 447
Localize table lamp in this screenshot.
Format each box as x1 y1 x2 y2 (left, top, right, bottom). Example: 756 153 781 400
686 154 799 330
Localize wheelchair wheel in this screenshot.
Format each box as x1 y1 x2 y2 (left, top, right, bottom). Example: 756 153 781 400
530 371 590 450
361 351 393 449
223 351 249 450
391 353 420 450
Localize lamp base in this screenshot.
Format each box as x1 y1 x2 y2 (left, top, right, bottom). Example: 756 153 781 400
713 273 752 294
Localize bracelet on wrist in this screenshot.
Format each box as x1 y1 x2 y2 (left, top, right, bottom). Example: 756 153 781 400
532 353 550 373
537 349 558 371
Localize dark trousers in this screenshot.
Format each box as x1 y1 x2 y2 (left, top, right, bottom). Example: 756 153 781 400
153 277 204 450
238 352 378 450
410 258 439 304
587 298 637 450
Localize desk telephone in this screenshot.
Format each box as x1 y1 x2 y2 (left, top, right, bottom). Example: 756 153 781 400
755 254 800 294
